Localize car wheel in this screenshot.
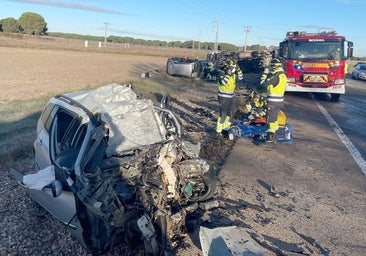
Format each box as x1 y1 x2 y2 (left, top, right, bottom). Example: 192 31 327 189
330 93 341 102
197 169 217 202
186 168 217 203
166 61 174 75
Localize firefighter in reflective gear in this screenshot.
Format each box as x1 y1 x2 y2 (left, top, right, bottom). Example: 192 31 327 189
245 90 267 122
260 58 287 142
216 60 243 133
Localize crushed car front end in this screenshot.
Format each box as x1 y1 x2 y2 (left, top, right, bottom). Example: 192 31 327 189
16 83 216 255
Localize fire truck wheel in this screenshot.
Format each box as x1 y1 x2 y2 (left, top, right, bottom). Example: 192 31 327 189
330 94 341 102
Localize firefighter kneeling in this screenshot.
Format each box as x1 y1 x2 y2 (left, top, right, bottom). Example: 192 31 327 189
245 90 267 125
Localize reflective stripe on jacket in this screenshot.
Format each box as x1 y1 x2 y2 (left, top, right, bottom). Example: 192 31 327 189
218 73 236 98
263 70 287 103
218 67 243 98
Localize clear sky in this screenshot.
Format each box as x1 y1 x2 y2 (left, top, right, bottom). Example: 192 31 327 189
1 0 365 56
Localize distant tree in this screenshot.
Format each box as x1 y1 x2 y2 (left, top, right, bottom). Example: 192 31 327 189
219 43 238 51
107 35 119 43
151 40 167 47
168 41 183 48
122 37 135 44
201 42 215 50
182 41 193 49
134 38 146 45
18 12 47 35
1 17 18 33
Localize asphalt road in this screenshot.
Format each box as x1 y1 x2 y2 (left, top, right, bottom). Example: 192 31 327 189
321 78 366 166
207 77 366 255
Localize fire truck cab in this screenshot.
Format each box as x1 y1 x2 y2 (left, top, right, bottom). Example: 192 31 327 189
278 30 353 101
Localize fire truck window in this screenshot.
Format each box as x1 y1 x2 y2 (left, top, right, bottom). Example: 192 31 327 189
328 47 340 60
294 49 306 58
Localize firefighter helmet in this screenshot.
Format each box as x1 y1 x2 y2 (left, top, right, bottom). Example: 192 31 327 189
249 90 263 104
269 58 282 71
249 90 260 99
226 59 235 66
225 59 236 75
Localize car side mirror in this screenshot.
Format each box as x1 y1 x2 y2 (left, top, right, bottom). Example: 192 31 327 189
51 180 63 197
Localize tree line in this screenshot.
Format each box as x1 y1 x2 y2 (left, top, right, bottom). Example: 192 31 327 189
0 11 270 52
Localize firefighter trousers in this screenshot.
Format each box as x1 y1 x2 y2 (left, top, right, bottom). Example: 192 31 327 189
267 101 283 133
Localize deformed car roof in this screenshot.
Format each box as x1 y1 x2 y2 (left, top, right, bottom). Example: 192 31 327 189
54 83 168 157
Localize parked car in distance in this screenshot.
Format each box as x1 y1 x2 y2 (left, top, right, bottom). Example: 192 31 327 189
352 62 366 80
12 83 216 255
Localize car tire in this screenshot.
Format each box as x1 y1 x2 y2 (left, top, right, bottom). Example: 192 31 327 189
166 60 174 75
330 93 341 102
198 169 217 202
187 168 217 203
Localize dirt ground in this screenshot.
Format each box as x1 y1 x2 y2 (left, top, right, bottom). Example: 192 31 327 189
0 47 169 104
1 45 365 256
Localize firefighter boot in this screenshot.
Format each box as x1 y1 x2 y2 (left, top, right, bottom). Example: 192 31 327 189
266 122 278 142
216 118 223 133
223 116 231 130
266 132 276 143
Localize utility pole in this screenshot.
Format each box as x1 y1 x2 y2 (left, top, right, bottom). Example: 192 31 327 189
104 22 109 47
243 26 251 52
198 29 201 50
213 19 220 51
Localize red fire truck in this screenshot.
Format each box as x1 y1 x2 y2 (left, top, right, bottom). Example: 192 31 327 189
278 30 353 101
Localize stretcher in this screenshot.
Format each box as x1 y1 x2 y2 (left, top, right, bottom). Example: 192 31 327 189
226 110 293 144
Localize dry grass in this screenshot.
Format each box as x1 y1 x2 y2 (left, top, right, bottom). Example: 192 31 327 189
0 99 46 164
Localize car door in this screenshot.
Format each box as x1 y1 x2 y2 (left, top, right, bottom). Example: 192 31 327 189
34 103 56 170
354 64 360 78
32 105 85 230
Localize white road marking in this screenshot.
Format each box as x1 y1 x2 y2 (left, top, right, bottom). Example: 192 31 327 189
315 101 366 175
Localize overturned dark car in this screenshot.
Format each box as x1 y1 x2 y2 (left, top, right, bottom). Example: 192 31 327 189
12 83 216 255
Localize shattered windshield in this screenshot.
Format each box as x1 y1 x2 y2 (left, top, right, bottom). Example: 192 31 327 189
288 40 344 60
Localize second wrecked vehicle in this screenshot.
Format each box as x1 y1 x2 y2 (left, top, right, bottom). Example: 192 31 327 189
12 83 216 255
166 56 213 78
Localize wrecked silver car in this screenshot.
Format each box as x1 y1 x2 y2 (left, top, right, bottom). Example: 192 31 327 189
166 57 213 78
12 83 216 255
